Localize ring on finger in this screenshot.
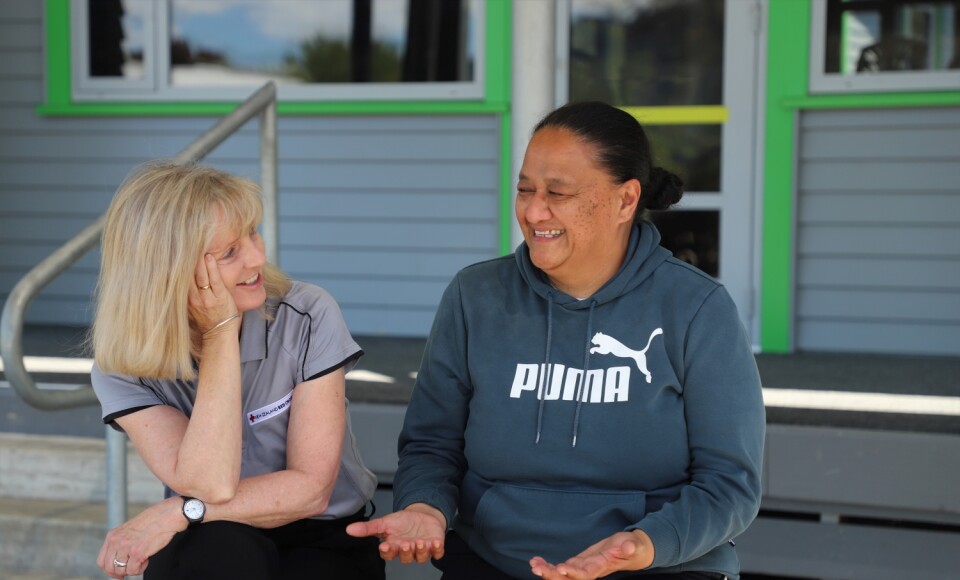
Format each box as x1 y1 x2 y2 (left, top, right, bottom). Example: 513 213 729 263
198 284 211 290
113 558 127 568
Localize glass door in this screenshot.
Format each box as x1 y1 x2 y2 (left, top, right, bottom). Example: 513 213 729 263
557 0 762 339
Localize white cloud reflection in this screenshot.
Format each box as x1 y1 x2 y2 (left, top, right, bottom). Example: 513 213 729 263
171 0 411 44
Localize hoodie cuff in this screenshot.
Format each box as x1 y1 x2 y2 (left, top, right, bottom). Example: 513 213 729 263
393 491 455 530
627 516 680 569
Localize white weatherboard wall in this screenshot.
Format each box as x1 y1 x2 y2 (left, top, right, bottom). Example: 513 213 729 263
795 107 960 356
0 1 501 338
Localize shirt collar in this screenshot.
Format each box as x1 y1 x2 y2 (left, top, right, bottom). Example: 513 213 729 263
239 308 268 363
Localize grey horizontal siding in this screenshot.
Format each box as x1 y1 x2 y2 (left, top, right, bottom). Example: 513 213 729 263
0 23 41 50
801 128 960 160
797 257 960 291
797 224 960 257
797 288 960 323
801 160 958 191
282 248 491 280
796 320 960 356
801 107 960 128
0 79 41 104
796 108 960 355
0 125 499 161
799 191 960 225
0 5 501 337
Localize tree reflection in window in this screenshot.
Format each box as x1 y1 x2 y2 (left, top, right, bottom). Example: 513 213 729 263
169 0 474 86
569 0 724 107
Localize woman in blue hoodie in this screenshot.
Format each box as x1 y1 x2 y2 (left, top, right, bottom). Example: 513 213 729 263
348 101 765 580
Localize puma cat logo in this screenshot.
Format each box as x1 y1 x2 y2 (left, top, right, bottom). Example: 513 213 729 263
589 328 663 384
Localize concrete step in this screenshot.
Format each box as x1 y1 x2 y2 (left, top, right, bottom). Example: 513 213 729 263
0 433 157 579
0 432 439 580
0 496 147 579
0 432 164 503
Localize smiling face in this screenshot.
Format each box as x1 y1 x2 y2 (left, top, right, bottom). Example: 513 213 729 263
516 127 640 298
204 209 267 313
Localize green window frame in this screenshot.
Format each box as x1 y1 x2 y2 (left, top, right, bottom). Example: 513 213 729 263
809 0 960 94
41 0 511 117
762 0 960 353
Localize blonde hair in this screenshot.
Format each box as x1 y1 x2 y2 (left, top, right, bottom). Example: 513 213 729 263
92 161 291 380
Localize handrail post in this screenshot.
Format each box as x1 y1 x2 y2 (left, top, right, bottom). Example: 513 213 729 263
106 426 128 530
260 95 279 265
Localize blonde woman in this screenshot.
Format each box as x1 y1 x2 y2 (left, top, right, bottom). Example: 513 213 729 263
90 161 383 580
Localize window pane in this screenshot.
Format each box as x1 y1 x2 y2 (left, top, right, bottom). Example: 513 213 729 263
644 124 720 192
88 0 148 80
646 210 719 278
169 0 479 87
825 0 960 74
569 0 724 106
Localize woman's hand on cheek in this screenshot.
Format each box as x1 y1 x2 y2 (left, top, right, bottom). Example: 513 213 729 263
188 254 239 335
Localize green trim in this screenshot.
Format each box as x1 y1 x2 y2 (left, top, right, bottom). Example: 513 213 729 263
44 0 71 107
782 91 960 110
491 0 513 256
499 110 513 256
485 0 511 107
761 0 810 353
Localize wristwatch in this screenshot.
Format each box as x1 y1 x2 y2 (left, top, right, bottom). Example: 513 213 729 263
181 496 206 528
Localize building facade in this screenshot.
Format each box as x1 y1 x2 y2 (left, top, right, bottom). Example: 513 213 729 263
1 2 958 576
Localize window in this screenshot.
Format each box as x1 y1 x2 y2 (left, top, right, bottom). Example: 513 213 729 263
566 0 724 186
564 0 726 276
568 0 724 107
810 0 960 93
71 0 485 101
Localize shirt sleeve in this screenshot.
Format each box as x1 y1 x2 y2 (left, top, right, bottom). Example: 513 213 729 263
629 286 766 568
297 286 363 382
391 275 470 527
90 363 165 426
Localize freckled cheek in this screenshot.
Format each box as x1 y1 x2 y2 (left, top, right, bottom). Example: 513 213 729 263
570 199 602 228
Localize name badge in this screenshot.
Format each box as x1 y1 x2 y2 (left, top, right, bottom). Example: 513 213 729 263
247 391 293 426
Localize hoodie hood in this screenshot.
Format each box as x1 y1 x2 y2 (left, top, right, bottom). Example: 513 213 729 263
514 220 674 447
516 220 673 309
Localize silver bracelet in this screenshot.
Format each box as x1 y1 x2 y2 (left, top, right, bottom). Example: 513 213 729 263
202 312 241 336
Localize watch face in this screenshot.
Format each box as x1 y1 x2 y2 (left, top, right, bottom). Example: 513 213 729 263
184 499 204 521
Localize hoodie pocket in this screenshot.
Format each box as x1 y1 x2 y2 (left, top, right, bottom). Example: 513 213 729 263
473 483 646 566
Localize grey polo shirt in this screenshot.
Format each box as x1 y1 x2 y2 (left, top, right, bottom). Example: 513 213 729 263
91 280 377 520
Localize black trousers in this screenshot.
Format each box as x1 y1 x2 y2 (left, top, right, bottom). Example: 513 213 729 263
434 530 727 580
145 509 384 580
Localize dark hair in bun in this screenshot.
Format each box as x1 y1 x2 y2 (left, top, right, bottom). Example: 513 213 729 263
534 101 684 219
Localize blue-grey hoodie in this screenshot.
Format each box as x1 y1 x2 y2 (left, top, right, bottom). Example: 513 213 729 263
393 222 765 579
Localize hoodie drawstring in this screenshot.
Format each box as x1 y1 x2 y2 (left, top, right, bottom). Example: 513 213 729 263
535 293 554 444
536 295 598 448
571 300 597 447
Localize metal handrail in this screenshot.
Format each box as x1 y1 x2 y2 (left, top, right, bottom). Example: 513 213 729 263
0 81 278 527
1 81 278 409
